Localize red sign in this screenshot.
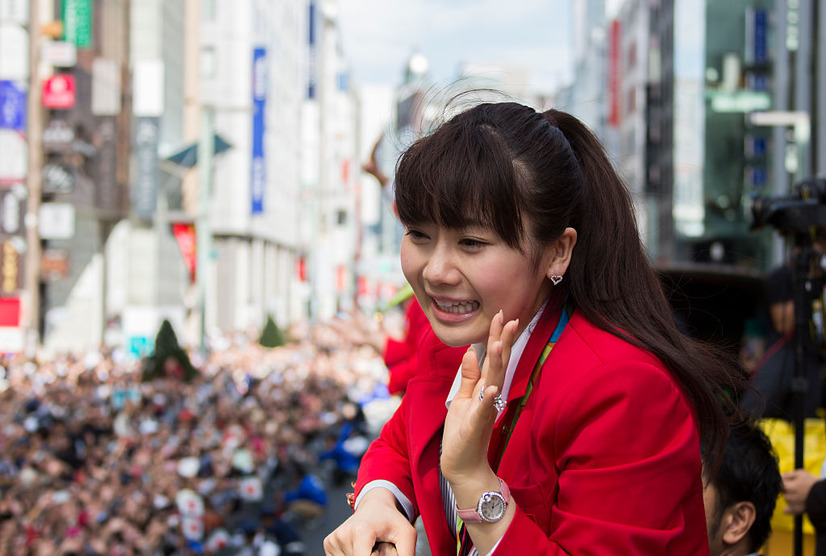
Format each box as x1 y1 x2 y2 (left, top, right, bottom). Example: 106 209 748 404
0 297 20 326
297 257 307 282
608 19 621 128
42 74 76 109
171 222 197 283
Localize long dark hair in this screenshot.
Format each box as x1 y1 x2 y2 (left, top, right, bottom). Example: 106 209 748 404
395 101 739 458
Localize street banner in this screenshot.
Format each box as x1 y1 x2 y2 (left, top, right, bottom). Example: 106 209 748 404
62 0 92 48
0 80 24 130
251 47 266 215
307 1 316 99
171 222 196 283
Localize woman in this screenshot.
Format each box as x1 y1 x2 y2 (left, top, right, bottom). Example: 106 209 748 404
324 102 737 555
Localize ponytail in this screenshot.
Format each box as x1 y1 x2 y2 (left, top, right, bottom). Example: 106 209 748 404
544 109 740 461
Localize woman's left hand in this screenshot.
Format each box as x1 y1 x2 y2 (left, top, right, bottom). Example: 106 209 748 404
440 310 519 486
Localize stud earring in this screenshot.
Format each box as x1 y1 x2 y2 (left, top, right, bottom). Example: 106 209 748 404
551 275 563 286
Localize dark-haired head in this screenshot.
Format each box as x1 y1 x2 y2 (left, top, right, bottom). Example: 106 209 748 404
396 102 584 267
703 418 781 553
395 101 742 462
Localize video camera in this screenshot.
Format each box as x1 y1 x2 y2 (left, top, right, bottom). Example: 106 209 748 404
751 177 826 353
751 177 826 235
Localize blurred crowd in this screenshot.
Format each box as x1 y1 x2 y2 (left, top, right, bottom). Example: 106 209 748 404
0 321 397 555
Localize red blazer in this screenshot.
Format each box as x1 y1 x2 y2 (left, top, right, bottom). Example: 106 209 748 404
356 307 710 555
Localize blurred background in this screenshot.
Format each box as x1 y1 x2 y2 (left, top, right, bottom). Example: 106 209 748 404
0 0 819 356
0 0 825 554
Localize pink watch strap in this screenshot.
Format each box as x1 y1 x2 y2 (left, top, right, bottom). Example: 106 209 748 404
455 478 510 523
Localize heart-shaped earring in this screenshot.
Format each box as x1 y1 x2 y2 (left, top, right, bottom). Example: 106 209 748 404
551 275 563 286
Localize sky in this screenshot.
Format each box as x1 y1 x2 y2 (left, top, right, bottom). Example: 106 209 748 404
337 0 579 95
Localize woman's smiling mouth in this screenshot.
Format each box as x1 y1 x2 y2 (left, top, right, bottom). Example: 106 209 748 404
432 298 481 314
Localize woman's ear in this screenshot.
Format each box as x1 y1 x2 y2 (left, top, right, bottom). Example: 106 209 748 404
545 227 577 281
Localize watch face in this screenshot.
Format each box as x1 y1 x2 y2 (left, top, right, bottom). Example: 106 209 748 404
479 492 507 522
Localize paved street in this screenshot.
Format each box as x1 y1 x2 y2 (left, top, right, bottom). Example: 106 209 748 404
298 480 351 556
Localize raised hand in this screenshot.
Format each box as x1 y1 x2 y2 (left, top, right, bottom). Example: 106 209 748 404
440 310 519 485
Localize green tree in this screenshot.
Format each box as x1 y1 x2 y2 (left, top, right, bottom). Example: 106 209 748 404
142 319 198 382
259 314 286 348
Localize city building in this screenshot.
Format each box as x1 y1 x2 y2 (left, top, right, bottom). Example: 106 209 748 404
300 0 360 320
612 0 826 271
3 0 366 355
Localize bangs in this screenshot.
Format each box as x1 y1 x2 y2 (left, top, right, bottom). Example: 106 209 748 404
395 121 525 248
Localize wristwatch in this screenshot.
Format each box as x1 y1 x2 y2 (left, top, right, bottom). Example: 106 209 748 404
456 478 510 523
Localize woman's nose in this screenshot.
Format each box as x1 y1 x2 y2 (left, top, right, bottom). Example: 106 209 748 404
423 245 460 286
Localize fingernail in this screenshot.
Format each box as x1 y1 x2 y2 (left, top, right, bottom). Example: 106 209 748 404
498 310 504 323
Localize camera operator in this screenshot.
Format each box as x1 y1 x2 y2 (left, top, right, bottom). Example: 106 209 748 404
740 230 826 421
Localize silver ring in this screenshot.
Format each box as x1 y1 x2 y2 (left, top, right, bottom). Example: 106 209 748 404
478 386 485 402
493 396 507 412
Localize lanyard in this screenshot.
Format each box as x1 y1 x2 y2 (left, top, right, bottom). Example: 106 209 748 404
492 305 570 471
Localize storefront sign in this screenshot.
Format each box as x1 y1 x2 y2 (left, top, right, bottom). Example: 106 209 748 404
42 74 76 109
0 80 25 131
62 0 92 48
0 186 24 235
42 119 75 152
38 203 75 240
0 239 22 295
41 248 70 281
42 163 75 193
42 40 77 67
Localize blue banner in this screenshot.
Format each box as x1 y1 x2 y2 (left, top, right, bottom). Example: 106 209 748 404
251 47 266 215
0 81 26 131
307 1 317 99
753 10 767 64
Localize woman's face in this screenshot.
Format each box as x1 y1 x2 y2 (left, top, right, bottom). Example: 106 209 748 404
401 222 554 347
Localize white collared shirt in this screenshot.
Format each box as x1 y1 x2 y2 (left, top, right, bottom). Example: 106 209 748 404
445 304 546 415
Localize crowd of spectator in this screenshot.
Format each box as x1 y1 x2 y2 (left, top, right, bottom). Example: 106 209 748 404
0 321 395 555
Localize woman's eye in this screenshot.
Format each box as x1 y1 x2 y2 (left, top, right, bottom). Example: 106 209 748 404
460 238 486 249
405 229 428 241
